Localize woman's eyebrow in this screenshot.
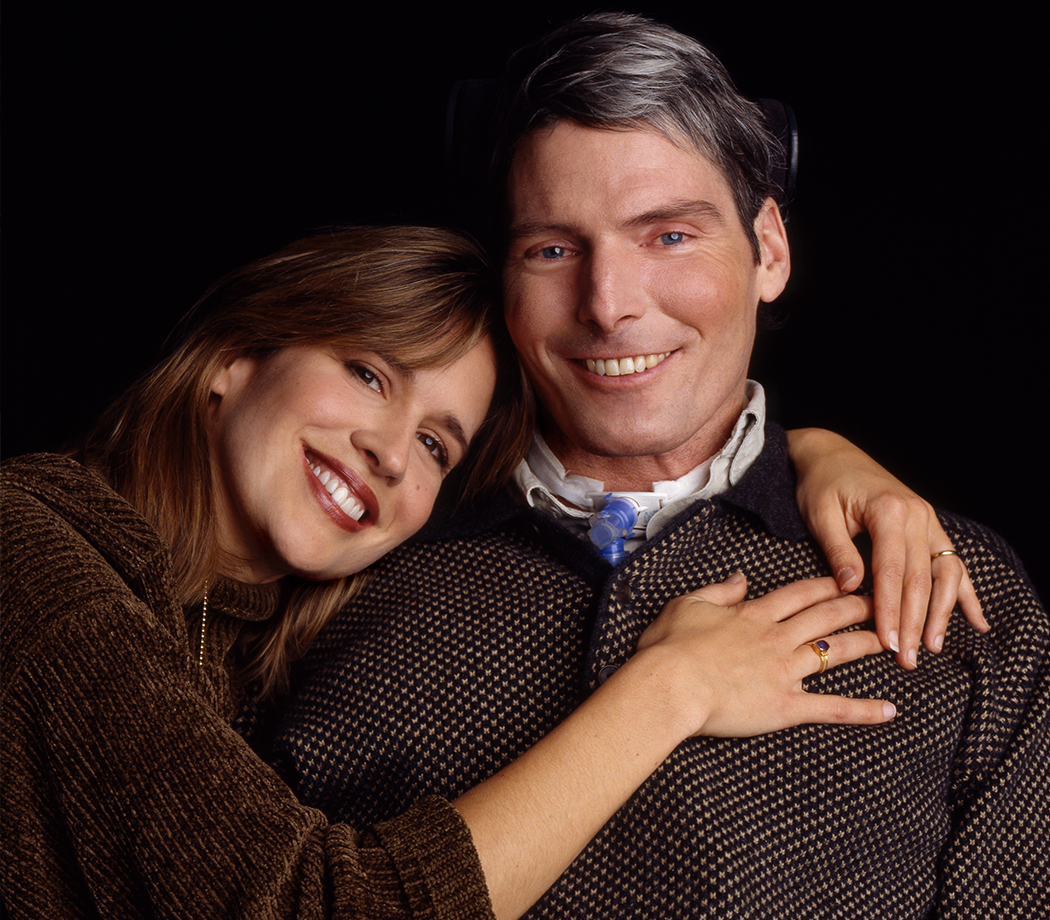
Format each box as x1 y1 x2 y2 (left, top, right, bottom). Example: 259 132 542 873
438 413 470 457
376 355 471 454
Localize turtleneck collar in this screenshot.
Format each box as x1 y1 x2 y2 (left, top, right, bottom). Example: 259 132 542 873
204 577 282 623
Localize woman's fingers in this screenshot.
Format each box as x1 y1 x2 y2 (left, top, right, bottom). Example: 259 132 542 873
871 513 988 669
921 553 962 654
787 691 897 726
924 552 988 653
796 625 885 680
730 575 849 623
775 590 875 650
684 572 749 609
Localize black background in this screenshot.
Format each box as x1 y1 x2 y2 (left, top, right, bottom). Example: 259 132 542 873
4 5 1044 601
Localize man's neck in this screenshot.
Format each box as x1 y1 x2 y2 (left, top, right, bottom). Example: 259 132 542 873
541 419 737 492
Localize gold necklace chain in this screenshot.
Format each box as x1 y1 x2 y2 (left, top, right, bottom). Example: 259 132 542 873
198 581 208 668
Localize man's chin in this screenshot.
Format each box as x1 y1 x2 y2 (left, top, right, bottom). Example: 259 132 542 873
543 417 711 479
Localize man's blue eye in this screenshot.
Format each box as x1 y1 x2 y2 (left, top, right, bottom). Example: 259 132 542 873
539 246 566 259
660 231 686 245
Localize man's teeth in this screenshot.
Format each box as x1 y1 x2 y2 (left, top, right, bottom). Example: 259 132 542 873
309 459 366 521
584 352 669 377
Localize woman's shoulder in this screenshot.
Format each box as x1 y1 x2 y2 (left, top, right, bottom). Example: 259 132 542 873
3 453 168 566
2 453 180 675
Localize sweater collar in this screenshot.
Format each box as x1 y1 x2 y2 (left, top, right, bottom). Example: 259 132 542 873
418 420 810 545
204 577 282 623
718 423 809 542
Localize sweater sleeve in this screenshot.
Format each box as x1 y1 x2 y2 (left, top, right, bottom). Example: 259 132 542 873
0 479 494 919
934 514 1050 918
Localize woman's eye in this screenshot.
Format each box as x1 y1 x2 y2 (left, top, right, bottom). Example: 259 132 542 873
350 364 382 393
417 432 449 468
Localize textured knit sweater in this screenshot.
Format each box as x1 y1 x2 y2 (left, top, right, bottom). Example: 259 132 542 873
1 454 494 919
242 424 1050 919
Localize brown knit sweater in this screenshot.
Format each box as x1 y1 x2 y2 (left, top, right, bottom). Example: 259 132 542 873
1 454 495 919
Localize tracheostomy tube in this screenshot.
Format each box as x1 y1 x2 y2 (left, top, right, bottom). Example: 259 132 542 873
587 495 641 566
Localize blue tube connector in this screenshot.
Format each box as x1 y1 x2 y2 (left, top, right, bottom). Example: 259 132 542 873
588 495 640 566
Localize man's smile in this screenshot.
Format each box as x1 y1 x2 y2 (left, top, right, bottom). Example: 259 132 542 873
582 352 670 377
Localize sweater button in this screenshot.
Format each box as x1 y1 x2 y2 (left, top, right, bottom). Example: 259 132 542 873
598 665 619 684
613 581 633 605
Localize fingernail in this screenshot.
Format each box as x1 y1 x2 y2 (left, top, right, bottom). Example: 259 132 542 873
726 571 744 584
837 566 857 591
933 634 944 652
888 630 900 653
907 649 917 668
883 702 897 720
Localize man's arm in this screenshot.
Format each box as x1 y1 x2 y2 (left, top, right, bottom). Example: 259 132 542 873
932 512 1048 917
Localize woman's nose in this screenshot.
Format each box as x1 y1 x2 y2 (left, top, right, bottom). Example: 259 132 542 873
351 425 411 484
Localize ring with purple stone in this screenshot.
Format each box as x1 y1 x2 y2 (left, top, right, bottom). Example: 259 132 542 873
808 639 830 674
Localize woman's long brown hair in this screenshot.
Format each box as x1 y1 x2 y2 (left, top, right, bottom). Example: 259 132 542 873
76 226 532 695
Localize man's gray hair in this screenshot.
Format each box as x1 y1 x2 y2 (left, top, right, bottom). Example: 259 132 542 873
493 12 780 262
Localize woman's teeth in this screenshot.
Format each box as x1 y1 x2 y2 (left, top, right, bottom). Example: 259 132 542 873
309 459 366 521
584 352 669 377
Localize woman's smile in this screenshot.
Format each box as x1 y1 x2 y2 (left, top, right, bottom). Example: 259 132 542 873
304 448 378 529
206 340 496 584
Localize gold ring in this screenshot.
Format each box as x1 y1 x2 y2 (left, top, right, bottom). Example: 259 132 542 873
932 550 959 560
808 639 830 674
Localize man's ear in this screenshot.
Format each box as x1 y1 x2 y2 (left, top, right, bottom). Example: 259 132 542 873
755 198 790 303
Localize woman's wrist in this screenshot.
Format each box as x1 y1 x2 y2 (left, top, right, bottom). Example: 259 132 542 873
610 644 714 744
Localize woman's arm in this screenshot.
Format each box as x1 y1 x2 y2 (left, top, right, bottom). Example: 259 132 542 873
786 428 987 669
455 574 891 920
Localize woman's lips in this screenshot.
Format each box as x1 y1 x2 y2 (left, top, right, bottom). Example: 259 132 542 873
303 448 379 532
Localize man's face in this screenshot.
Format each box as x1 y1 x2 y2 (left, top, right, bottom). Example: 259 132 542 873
503 120 789 487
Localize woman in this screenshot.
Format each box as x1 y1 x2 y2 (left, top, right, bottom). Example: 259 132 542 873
1 226 979 919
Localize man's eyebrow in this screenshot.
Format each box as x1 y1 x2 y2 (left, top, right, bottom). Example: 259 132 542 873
506 201 728 241
623 199 728 229
505 220 577 242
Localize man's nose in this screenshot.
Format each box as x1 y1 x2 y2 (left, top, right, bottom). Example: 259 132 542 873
577 246 646 332
351 424 411 484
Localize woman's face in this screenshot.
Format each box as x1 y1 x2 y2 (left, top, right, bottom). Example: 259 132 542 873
206 338 497 584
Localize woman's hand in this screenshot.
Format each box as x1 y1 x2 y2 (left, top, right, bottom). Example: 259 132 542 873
458 573 893 919
786 427 987 669
633 574 895 738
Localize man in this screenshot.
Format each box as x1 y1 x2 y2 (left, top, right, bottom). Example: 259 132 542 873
244 14 1047 918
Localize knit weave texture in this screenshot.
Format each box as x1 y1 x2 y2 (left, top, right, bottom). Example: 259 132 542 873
242 425 1049 919
1 454 495 919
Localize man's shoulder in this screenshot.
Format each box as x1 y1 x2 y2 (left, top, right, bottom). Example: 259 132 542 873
411 485 525 543
937 509 1044 618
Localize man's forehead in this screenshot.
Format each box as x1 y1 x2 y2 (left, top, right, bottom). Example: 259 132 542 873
506 120 737 225
512 117 718 172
